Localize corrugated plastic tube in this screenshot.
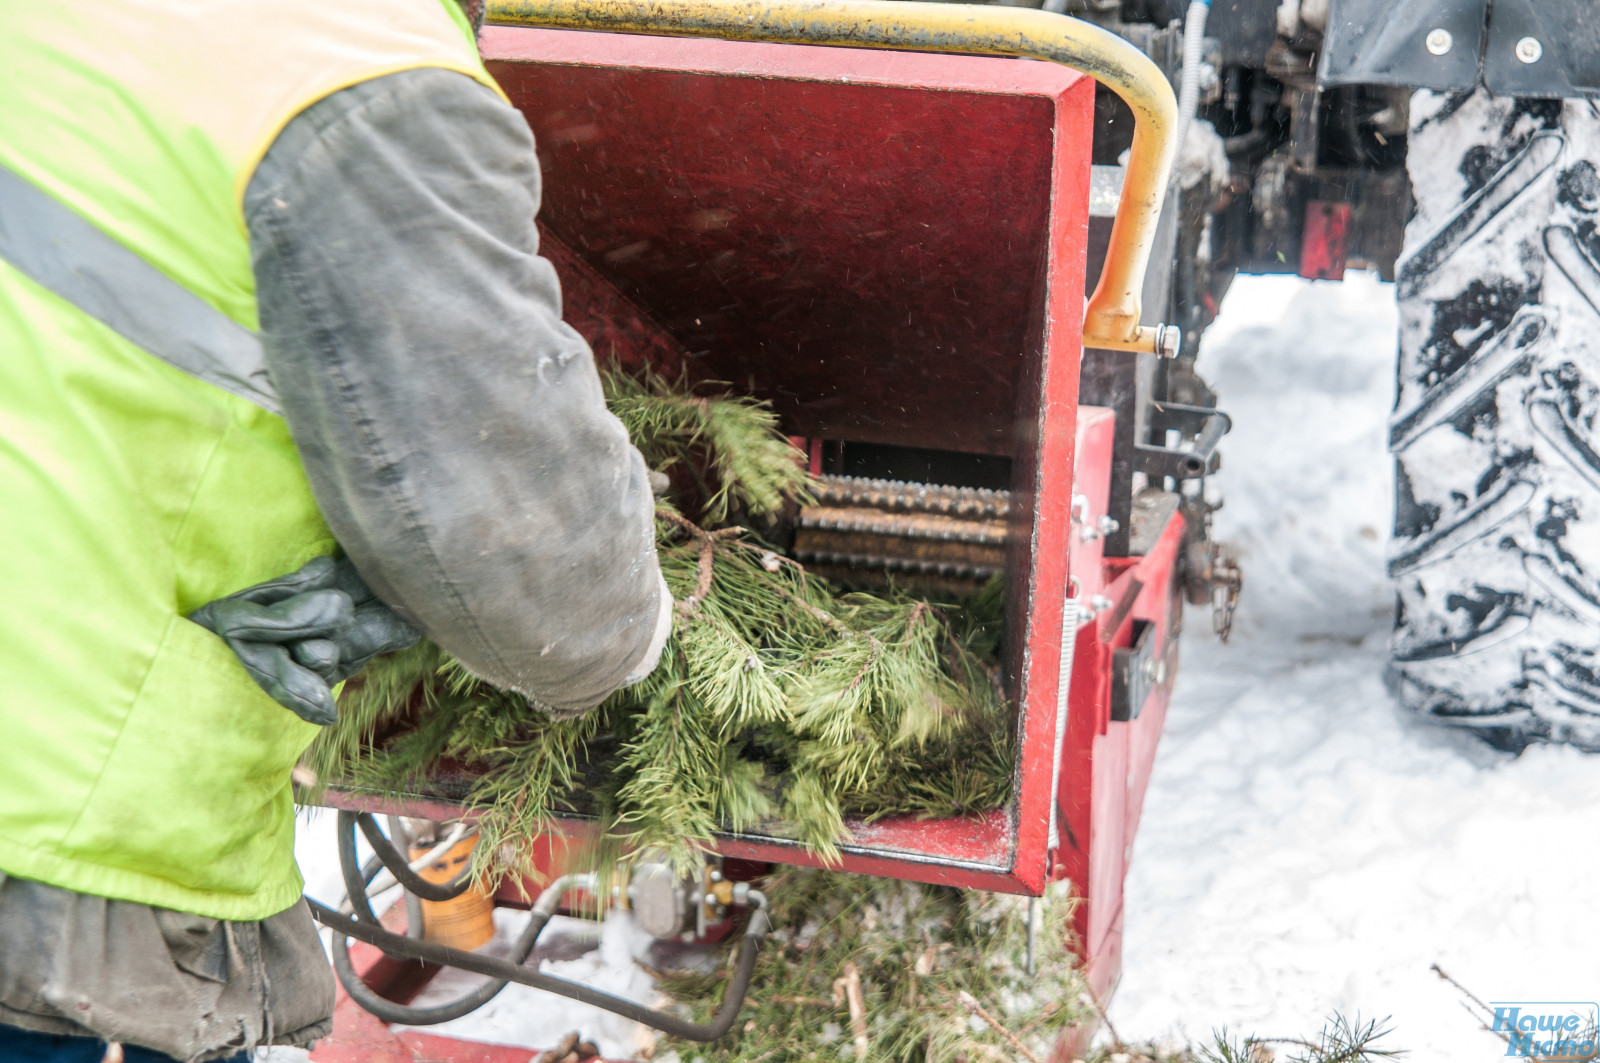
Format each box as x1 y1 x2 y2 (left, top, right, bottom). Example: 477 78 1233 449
1175 0 1211 153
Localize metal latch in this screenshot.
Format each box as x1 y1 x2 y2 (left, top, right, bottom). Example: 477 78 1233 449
1135 401 1231 481
1111 619 1160 722
1207 543 1243 642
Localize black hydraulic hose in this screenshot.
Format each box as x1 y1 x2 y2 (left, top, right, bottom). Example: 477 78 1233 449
331 809 542 1024
386 815 427 941
309 895 769 1042
326 809 770 1037
404 889 426 942
337 814 389 927
331 847 494 1018
352 810 476 901
329 904 547 1024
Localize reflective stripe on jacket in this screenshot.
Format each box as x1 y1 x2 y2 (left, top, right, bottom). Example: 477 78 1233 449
0 0 500 920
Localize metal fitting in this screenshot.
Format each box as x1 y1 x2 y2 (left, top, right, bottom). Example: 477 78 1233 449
627 861 696 939
1074 495 1109 542
1155 323 1182 358
534 872 598 918
1515 36 1542 64
1424 28 1452 56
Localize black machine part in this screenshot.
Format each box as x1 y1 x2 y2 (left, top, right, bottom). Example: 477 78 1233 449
1012 0 1600 751
312 811 771 1039
1321 0 1600 99
1014 0 1600 296
1067 6 1236 625
1111 619 1159 722
1318 0 1486 92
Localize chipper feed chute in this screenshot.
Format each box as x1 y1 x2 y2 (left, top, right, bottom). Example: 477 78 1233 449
314 0 1187 1043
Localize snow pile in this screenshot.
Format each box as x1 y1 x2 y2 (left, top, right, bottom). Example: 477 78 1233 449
1109 272 1600 1061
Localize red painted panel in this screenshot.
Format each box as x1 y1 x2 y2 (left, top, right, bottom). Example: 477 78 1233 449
1088 723 1129 961
1299 199 1351 281
484 28 1087 458
542 230 690 376
439 27 1095 897
1055 511 1185 994
398 1034 543 1063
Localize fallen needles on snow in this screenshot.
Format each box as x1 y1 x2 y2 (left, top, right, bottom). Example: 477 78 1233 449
959 991 1045 1063
836 962 870 1061
1079 989 1128 1054
1194 1014 1401 1063
656 867 1093 1063
1428 962 1497 1038
1431 963 1599 1060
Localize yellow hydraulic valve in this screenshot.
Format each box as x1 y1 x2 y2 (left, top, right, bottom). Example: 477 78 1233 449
410 832 497 951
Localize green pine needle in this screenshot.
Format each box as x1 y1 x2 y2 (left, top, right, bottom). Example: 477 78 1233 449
307 367 1014 883
658 868 1093 1063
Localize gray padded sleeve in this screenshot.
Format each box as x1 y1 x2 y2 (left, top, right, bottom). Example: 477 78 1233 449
244 68 663 713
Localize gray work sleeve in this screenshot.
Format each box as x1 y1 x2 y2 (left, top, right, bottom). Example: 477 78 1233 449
244 68 666 714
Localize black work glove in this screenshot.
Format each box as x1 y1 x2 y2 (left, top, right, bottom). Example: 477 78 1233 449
189 555 420 726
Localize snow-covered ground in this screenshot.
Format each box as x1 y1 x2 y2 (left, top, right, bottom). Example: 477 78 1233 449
1108 272 1600 1060
290 272 1600 1062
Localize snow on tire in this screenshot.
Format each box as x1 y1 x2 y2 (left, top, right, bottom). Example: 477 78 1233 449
1392 89 1600 752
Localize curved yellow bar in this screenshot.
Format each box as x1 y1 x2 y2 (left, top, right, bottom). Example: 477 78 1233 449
486 0 1179 355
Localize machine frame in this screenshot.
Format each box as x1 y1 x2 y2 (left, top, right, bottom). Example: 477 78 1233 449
313 0 1208 1044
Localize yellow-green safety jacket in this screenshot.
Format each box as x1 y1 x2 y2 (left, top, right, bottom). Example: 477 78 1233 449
0 0 503 920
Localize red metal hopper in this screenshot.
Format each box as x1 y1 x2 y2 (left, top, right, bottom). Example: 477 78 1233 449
327 24 1184 1002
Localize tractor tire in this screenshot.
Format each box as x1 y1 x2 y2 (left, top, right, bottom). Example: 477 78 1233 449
1391 88 1600 753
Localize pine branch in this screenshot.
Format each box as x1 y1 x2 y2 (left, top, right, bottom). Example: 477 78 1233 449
603 367 813 523
307 365 1014 883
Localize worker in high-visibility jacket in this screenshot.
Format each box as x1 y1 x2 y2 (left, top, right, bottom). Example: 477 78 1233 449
0 2 671 1060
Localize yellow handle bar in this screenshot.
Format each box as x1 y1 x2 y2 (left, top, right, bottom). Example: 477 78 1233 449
485 0 1179 355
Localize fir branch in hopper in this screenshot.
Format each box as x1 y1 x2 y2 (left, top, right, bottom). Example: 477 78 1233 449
307 367 1016 881
603 367 812 522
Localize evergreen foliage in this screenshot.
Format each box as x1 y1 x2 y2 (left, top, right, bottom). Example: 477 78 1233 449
305 369 1014 881
603 368 812 524
621 869 1403 1063
656 867 1092 1063
1194 1016 1402 1063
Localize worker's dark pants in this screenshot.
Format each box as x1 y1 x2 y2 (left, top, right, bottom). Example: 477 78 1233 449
0 1026 249 1063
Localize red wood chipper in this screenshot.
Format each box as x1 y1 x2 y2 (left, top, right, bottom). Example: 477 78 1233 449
311 2 1234 1057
